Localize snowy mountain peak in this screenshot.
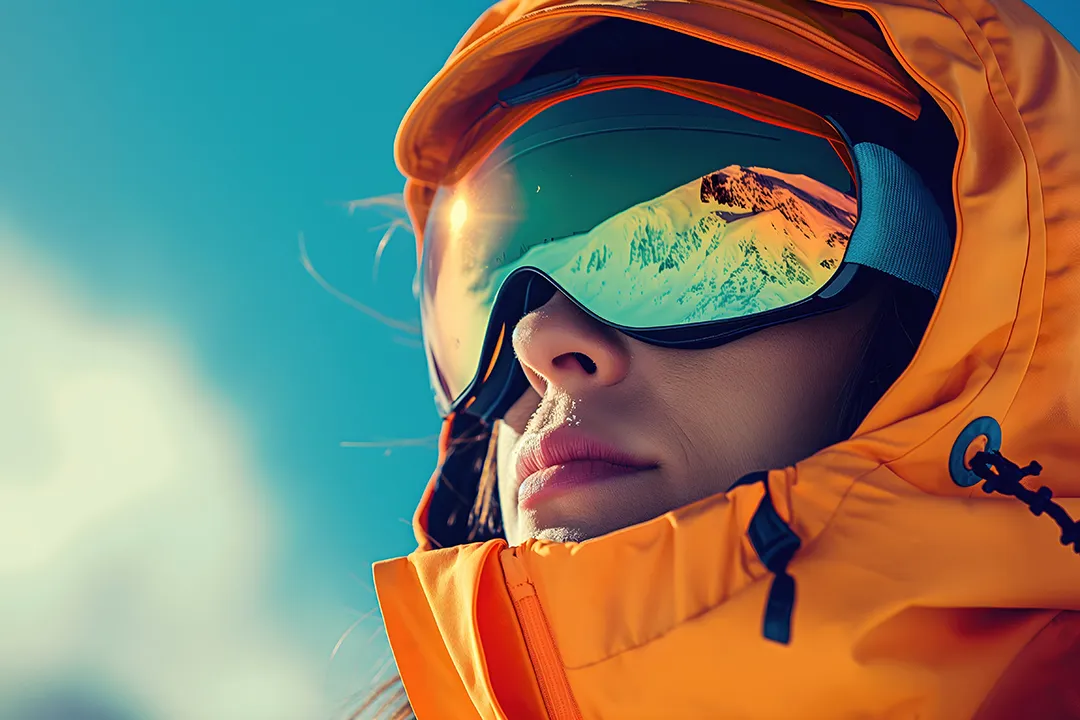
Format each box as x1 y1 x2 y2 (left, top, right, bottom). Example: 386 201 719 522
488 165 857 328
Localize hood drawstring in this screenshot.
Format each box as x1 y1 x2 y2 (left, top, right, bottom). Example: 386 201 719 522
746 418 1080 647
969 450 1080 554
950 416 1080 555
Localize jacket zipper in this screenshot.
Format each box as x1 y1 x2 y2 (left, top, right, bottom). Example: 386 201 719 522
500 549 584 720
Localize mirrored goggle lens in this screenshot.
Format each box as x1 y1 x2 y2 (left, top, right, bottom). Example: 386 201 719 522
421 89 856 408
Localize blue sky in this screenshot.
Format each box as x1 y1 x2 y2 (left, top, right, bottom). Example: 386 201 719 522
0 1 1075 718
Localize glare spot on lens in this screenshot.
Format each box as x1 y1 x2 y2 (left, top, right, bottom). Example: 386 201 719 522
450 197 468 234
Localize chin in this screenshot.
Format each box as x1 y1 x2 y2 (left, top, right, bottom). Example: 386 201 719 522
532 525 593 544
520 500 679 544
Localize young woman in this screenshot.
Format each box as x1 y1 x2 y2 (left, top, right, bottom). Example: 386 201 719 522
371 1 1080 717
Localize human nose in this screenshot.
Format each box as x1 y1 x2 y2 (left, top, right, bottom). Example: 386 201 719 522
511 290 631 398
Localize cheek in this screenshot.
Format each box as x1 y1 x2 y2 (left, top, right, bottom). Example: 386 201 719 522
493 387 539 544
495 420 523 542
732 310 870 447
655 305 873 473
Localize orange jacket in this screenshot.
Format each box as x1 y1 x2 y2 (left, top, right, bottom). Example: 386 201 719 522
374 1 1080 717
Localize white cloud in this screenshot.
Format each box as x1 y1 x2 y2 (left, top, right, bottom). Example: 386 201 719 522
0 235 324 719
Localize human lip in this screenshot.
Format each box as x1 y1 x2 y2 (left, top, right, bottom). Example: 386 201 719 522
515 428 657 508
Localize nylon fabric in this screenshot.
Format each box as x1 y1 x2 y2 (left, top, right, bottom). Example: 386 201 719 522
373 0 1080 717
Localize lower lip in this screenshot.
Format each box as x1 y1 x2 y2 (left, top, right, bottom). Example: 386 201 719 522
517 460 652 509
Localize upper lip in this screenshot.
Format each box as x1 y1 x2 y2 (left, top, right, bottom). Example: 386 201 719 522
514 426 657 483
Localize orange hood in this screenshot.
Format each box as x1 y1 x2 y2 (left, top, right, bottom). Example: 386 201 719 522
374 1 1080 718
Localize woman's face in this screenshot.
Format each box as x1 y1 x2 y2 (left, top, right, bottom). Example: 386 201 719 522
495 289 883 545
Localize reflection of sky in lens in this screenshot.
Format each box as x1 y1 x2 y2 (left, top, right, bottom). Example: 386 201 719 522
482 165 855 329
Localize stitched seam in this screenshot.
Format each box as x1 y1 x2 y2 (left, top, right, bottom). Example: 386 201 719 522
942 0 1045 427
816 0 1039 464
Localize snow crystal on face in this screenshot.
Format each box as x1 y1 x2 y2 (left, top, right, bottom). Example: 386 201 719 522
489 165 856 327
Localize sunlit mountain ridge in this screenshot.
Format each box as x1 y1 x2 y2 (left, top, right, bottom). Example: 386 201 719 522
506 165 857 326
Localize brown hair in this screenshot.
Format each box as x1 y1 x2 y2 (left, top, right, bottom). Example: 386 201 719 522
467 420 503 541
347 676 413 720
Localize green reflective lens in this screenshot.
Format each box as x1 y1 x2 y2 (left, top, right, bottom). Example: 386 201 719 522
421 89 855 406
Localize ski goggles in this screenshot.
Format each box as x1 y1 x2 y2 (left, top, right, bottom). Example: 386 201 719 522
419 75 952 419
